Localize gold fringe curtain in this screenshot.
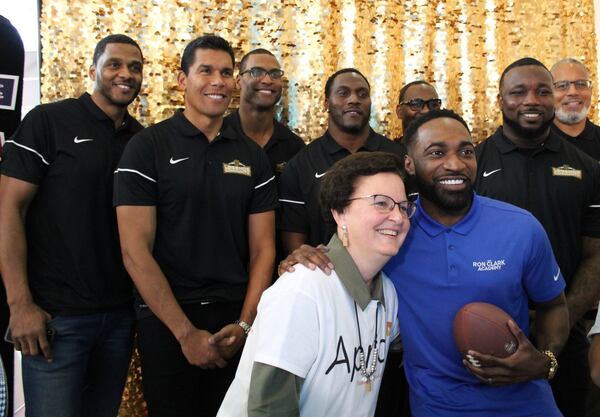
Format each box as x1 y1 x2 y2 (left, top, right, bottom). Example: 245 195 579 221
40 0 597 142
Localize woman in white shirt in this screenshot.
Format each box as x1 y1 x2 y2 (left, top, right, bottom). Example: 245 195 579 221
217 151 413 417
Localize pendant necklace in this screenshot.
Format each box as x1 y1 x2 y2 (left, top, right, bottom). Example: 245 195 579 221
354 301 380 393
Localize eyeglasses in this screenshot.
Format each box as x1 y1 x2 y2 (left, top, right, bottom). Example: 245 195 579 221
347 194 417 218
400 98 442 111
240 67 284 80
553 80 592 91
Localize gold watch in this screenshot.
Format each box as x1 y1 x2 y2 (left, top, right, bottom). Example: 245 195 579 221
542 350 558 380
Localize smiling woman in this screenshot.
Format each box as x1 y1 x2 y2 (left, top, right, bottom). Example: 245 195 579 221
217 152 410 417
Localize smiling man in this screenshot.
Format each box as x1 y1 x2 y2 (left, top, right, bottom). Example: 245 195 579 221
475 57 600 417
113 35 277 417
0 34 143 417
550 58 600 161
279 68 404 254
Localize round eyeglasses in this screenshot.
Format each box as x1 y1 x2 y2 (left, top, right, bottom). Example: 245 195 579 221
347 194 416 219
240 67 284 80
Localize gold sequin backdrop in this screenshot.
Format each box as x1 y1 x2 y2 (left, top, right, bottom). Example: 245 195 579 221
38 1 597 415
40 0 598 143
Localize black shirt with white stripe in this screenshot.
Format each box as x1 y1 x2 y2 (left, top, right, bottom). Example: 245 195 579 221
0 93 143 314
279 129 405 247
475 127 600 288
113 110 277 313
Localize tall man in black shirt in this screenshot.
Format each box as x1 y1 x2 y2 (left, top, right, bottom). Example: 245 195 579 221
475 57 600 417
396 80 441 133
279 68 405 254
114 35 277 417
0 34 143 417
550 58 600 161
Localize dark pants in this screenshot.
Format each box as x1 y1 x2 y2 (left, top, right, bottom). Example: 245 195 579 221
21 308 134 417
375 350 411 417
551 321 590 417
137 302 242 417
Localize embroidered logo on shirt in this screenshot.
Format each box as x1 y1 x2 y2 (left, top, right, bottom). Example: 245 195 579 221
552 164 582 179
74 136 94 143
315 171 327 178
169 157 190 165
482 168 502 178
223 160 252 176
472 259 506 271
275 162 287 173
553 269 561 281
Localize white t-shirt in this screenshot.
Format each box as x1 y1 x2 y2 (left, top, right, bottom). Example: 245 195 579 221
588 301 600 340
217 264 399 417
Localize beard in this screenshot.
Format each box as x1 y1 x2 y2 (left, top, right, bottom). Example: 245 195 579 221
555 106 589 125
413 170 474 213
502 110 555 139
330 110 370 134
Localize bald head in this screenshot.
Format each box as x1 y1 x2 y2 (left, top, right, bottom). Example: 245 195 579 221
551 58 592 125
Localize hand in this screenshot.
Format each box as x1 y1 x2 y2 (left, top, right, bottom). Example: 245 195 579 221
277 244 333 276
9 301 53 362
463 320 550 385
209 323 246 359
179 328 227 369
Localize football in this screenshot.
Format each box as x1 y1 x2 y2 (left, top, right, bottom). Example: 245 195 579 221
453 302 519 358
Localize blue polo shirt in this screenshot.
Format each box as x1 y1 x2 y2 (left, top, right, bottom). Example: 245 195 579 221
384 194 565 417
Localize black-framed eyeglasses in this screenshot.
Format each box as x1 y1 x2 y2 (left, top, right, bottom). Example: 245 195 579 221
240 67 284 80
347 194 416 218
553 80 592 91
400 98 442 112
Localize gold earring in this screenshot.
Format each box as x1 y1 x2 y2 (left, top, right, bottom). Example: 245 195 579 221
341 224 349 247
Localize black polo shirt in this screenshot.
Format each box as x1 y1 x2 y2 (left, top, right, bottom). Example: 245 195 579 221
225 109 305 178
551 119 600 161
0 93 142 314
475 127 600 288
279 129 406 246
114 110 278 313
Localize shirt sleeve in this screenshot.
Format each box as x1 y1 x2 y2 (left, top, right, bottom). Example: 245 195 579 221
582 162 600 238
113 132 158 206
523 216 566 303
247 362 303 417
249 146 278 214
0 105 53 184
278 157 309 233
253 279 319 378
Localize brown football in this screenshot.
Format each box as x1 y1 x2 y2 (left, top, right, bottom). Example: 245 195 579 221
453 302 519 358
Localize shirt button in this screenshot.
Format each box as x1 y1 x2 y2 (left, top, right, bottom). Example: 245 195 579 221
450 265 456 271
448 245 454 251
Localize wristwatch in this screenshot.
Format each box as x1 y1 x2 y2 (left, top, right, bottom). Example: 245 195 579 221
542 350 558 380
235 319 252 335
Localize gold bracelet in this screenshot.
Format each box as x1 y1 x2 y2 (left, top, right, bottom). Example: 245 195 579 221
542 350 558 380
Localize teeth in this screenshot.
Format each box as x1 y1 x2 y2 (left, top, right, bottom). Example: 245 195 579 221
439 179 464 185
378 229 398 236
258 89 273 94
116 84 131 90
522 113 540 118
206 94 224 99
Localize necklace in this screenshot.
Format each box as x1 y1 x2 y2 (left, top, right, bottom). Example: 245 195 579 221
354 301 380 392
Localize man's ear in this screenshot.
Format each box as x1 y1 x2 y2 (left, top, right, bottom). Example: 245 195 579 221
405 155 416 176
177 70 187 91
89 64 96 83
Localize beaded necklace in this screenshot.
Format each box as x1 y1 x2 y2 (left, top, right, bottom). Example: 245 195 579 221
354 301 380 392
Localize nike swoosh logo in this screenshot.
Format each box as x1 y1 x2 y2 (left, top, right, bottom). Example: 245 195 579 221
315 171 327 178
74 136 94 143
170 157 190 164
553 270 561 281
483 168 502 178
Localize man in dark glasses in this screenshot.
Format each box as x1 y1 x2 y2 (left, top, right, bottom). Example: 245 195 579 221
396 80 441 133
550 58 600 161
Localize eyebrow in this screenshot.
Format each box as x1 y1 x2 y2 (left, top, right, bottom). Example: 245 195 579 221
424 139 473 150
